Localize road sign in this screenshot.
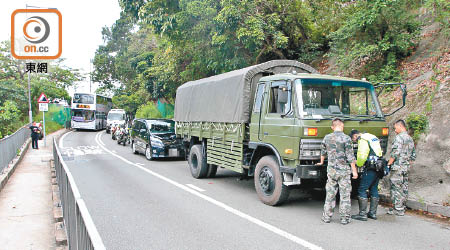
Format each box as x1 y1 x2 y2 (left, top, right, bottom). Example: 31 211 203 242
37 92 49 103
39 103 48 112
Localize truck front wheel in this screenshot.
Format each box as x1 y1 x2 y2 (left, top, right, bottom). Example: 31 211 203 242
254 156 290 206
188 145 208 179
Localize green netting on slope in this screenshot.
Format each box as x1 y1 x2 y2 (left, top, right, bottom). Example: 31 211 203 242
157 99 174 118
45 104 71 127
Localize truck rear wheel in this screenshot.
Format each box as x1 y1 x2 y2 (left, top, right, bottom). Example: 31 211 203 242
206 164 218 178
188 145 208 179
254 156 290 206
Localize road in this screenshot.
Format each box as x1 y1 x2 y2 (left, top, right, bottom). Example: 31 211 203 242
59 130 450 250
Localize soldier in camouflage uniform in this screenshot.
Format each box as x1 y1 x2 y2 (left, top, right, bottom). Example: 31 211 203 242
387 120 416 216
317 118 358 224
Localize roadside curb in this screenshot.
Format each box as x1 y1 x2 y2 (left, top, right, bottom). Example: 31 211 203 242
0 138 31 193
379 193 450 217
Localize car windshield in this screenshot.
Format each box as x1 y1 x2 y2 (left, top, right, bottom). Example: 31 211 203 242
295 79 383 119
108 113 125 120
73 94 94 104
146 120 175 133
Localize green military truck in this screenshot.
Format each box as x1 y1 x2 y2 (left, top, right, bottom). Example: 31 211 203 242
174 60 406 206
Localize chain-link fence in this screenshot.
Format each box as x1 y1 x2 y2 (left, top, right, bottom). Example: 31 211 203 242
0 126 30 174
53 138 105 250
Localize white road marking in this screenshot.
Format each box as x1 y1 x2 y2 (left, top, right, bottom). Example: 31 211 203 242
186 184 206 192
94 131 323 250
97 132 106 146
135 163 144 166
59 131 73 148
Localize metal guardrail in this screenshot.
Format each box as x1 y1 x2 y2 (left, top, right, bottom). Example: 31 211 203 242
0 126 30 174
53 138 106 250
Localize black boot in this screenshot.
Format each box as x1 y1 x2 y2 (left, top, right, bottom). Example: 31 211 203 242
368 197 379 220
351 198 368 221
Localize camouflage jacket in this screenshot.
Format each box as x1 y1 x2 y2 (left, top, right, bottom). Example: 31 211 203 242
391 131 416 171
321 131 356 174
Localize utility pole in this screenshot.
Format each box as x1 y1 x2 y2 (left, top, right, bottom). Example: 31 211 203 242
28 66 32 124
90 59 93 93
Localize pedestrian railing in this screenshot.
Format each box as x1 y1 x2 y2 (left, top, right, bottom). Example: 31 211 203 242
53 138 106 250
0 125 30 174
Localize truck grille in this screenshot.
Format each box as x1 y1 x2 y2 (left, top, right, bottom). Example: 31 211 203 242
299 139 322 160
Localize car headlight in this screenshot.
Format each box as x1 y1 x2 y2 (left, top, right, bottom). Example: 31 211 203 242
151 138 164 147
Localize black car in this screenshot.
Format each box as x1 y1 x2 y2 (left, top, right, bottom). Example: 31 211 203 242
130 118 185 160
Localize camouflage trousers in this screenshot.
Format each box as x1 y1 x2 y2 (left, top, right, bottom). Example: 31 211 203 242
389 169 408 212
322 170 352 221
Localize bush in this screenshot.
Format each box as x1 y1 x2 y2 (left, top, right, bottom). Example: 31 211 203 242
406 113 429 142
0 100 23 138
328 0 420 81
135 102 163 119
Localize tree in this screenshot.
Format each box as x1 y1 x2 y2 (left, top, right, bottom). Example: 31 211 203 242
0 40 82 136
328 0 420 81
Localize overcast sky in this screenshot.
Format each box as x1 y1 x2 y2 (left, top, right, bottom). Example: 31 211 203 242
0 0 122 94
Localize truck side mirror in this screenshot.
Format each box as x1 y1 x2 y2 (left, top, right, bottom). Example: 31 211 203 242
277 85 288 104
140 128 146 134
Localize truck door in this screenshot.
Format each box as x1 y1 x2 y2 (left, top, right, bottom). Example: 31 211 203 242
261 81 297 160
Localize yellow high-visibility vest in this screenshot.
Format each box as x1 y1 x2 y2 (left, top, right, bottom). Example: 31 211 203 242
356 133 383 167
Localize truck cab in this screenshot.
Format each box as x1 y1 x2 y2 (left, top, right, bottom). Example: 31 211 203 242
249 74 389 194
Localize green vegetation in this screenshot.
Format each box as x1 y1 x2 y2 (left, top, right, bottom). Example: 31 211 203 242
328 0 420 82
135 102 163 119
0 41 81 138
93 0 439 114
406 112 429 142
0 100 22 138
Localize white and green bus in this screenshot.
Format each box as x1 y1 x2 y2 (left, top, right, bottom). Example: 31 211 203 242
71 93 112 130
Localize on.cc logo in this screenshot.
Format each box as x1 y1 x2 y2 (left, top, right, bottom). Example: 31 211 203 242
23 16 50 44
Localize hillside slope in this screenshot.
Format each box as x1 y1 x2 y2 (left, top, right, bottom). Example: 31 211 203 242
320 21 450 206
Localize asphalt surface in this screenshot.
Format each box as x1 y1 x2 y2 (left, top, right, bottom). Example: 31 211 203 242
60 130 450 250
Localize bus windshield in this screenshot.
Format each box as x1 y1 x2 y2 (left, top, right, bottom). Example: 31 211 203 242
146 120 175 133
72 109 95 121
73 94 94 104
295 79 383 119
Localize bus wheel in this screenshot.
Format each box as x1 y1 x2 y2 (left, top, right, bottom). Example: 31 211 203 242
188 145 208 179
254 156 290 206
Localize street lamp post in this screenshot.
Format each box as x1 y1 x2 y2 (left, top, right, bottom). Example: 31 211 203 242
28 66 32 124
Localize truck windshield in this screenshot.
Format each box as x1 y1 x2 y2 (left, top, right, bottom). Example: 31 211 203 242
108 113 125 120
295 79 383 119
146 120 175 133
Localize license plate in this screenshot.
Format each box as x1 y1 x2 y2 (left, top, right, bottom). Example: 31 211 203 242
169 149 179 157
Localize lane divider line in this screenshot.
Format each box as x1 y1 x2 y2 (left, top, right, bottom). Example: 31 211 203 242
97 132 105 146
186 184 206 192
94 131 323 250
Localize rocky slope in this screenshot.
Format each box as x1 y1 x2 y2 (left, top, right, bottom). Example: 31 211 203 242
319 20 450 206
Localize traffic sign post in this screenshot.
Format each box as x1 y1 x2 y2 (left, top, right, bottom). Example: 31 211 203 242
38 93 49 147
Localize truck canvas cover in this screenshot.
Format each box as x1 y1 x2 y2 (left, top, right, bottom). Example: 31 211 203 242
174 60 317 123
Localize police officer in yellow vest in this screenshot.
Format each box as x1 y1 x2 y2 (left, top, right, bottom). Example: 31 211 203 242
349 130 383 221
